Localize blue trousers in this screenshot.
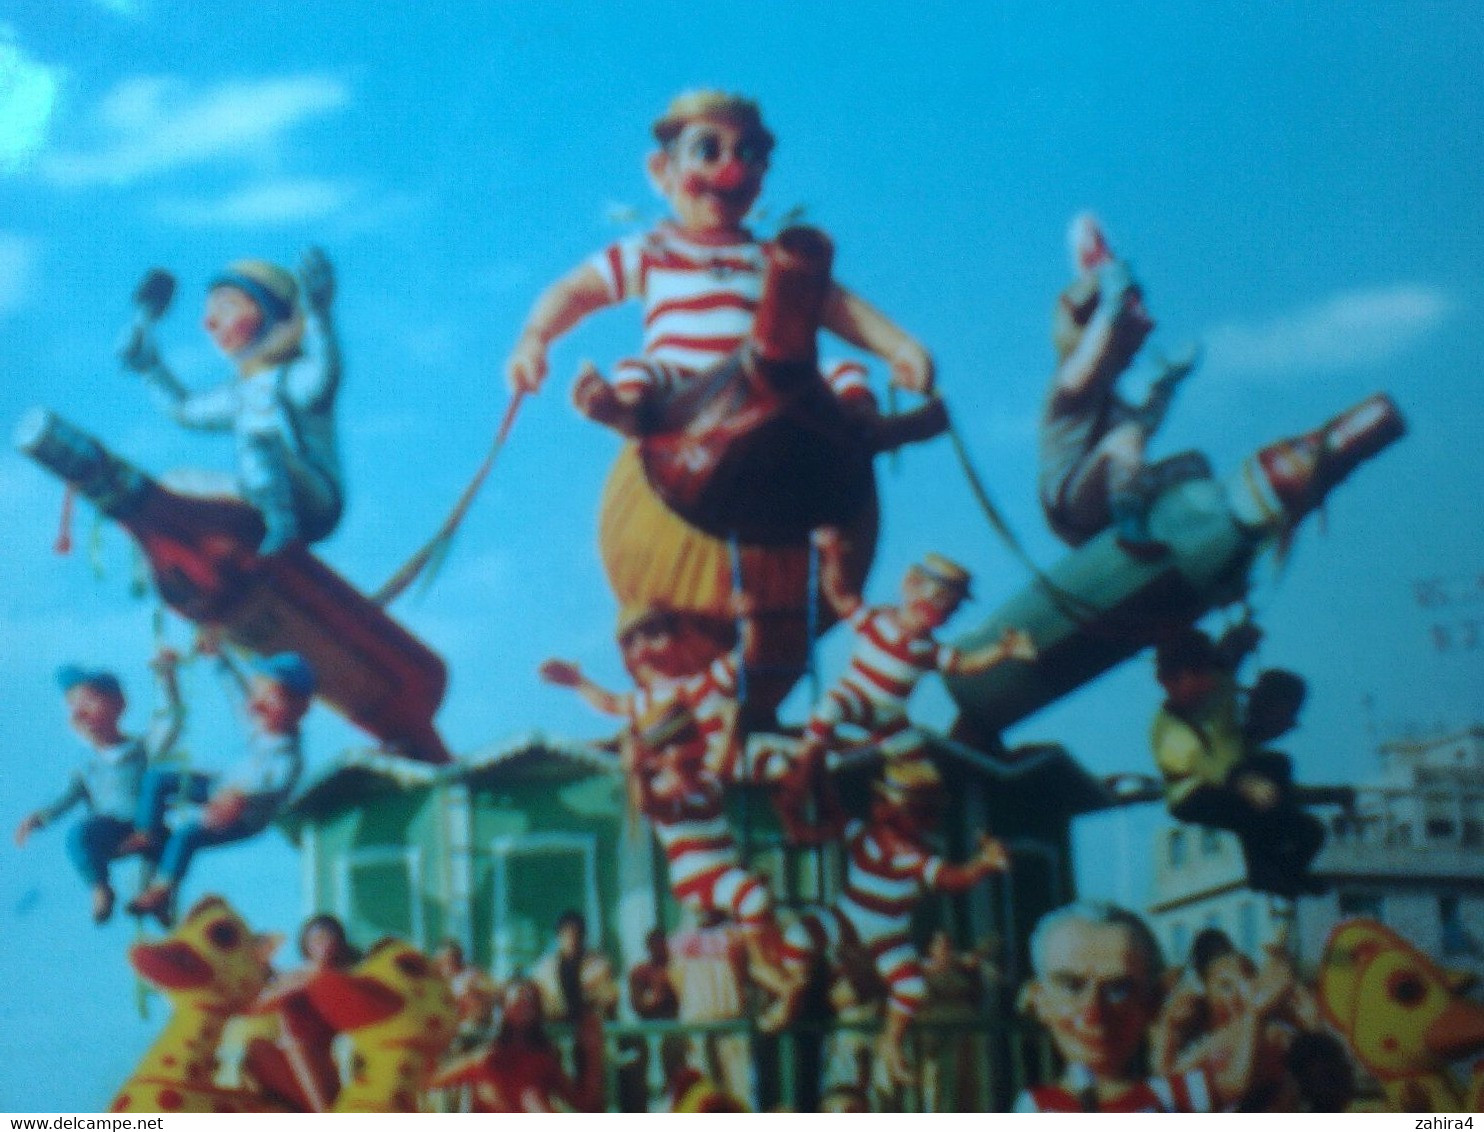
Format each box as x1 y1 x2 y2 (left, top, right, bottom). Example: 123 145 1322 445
135 768 264 886
65 815 140 888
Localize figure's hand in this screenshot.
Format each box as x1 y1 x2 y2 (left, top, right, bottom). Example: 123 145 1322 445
539 659 584 688
1219 619 1264 662
299 246 335 314
150 647 181 676
14 814 41 847
889 339 935 396
811 526 845 559
728 589 757 620
997 627 1038 663
1234 773 1279 811
194 626 223 656
1160 980 1205 1030
975 834 1011 873
118 325 161 374
1248 958 1293 1018
506 333 549 395
203 788 248 831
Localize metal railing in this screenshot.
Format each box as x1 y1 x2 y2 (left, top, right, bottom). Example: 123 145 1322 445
524 1014 1058 1113
1325 786 1484 851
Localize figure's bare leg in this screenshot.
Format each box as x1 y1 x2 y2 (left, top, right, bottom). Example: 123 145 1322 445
751 918 808 1033
879 1007 918 1087
572 362 644 437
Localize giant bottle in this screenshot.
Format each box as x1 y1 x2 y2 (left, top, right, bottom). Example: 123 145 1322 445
946 394 1406 740
16 407 451 763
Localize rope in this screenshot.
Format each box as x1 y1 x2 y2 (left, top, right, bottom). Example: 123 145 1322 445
805 534 820 702
372 392 526 606
942 417 1104 626
726 534 753 857
54 486 75 554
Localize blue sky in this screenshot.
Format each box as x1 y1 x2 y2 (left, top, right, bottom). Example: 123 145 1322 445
2 0 1481 1110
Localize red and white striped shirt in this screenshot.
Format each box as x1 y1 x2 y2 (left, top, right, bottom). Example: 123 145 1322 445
840 820 943 919
591 225 765 376
647 778 737 885
629 656 739 772
1015 1068 1213 1113
836 605 962 710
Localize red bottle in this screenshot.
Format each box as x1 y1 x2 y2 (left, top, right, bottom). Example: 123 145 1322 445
16 407 452 763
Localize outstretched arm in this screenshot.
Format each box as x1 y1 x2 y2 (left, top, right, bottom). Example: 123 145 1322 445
821 283 934 395
144 647 186 759
812 527 863 621
286 246 341 410
539 660 630 718
506 263 616 395
121 328 238 432
945 627 1038 677
933 834 1010 893
1172 957 1291 1109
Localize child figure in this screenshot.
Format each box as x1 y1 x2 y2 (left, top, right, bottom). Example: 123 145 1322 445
1039 213 1201 556
504 90 934 427
120 248 342 555
124 652 313 925
540 603 742 778
773 760 1010 1086
799 528 1037 773
14 650 183 923
631 704 803 1019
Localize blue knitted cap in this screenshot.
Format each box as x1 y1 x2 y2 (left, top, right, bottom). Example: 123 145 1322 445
251 652 317 697
56 666 123 699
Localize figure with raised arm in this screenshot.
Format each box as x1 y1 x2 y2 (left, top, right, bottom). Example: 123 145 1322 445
120 249 343 555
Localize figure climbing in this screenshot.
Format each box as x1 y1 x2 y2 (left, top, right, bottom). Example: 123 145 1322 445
795 528 1036 784
772 760 1010 1087
629 704 806 1024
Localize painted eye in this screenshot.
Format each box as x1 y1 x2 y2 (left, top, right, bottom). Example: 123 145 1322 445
736 141 764 166
207 919 242 950
691 135 722 163
1387 969 1427 1008
396 953 430 979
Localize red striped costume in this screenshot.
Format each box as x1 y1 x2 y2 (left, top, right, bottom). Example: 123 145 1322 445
629 656 740 774
590 225 874 405
646 772 771 927
1014 1066 1213 1113
779 820 944 1015
805 605 963 762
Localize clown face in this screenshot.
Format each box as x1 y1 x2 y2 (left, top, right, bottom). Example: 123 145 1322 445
620 613 681 685
649 116 769 239
203 286 264 357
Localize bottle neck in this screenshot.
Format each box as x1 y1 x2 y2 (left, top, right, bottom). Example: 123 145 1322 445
15 408 152 519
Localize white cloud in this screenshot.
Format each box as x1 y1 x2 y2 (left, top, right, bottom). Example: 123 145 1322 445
40 74 349 187
0 233 37 316
0 33 62 174
1203 284 1454 378
155 177 358 226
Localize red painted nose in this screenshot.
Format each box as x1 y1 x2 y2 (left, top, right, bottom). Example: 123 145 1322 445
711 161 747 191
